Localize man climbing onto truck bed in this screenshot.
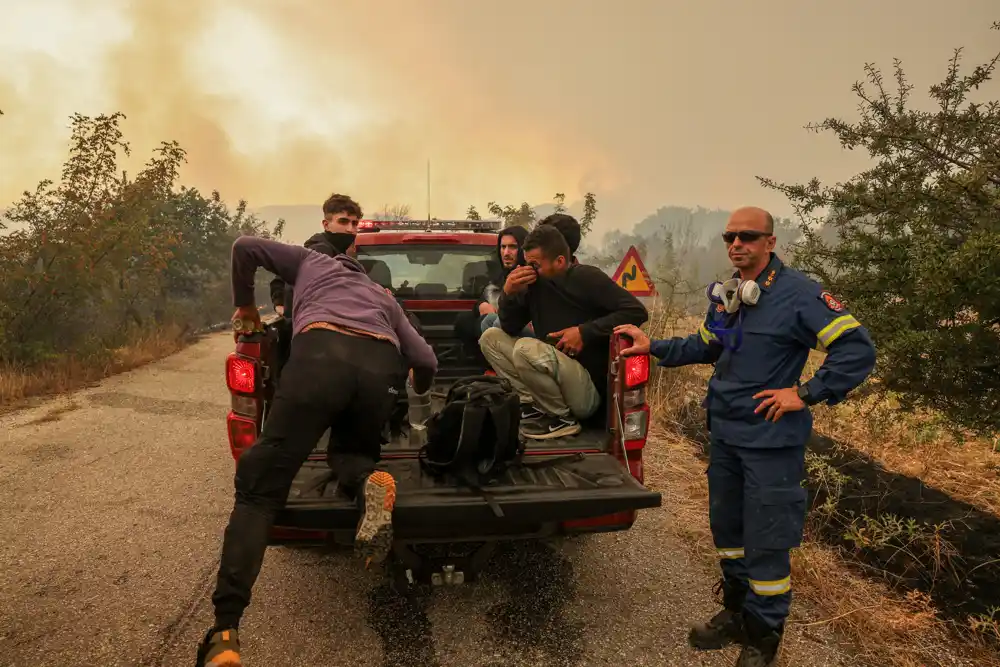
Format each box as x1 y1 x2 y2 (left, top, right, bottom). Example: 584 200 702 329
196 233 438 667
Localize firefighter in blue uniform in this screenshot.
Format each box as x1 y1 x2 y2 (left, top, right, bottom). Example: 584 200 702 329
615 206 876 667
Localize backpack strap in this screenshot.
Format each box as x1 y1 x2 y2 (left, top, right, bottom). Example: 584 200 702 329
458 468 505 519
476 399 520 476
419 401 487 473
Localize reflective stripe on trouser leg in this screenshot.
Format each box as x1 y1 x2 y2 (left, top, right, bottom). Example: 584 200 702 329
743 548 793 628
749 576 791 596
741 445 807 629
708 438 748 589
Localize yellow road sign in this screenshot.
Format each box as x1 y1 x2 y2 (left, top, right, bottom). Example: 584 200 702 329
610 246 655 296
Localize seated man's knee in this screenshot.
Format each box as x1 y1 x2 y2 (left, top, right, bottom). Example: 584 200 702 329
479 325 512 351
511 337 548 366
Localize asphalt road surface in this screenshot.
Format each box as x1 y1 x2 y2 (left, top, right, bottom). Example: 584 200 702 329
0 334 855 667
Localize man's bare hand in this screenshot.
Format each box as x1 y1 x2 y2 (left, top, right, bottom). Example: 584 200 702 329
275 305 285 316
752 387 806 422
549 326 584 356
479 302 497 316
614 324 650 356
232 306 262 342
503 266 537 295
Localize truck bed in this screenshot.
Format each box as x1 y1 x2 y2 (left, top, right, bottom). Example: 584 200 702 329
278 452 658 539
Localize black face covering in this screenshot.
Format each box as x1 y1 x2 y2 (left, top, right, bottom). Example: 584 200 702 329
323 231 357 254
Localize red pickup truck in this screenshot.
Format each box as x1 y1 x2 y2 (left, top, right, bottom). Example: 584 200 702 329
224 219 661 585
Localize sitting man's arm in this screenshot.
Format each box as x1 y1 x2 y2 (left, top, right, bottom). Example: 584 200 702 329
497 266 536 336
574 266 649 347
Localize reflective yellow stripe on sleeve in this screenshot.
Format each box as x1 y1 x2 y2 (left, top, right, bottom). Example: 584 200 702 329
716 547 745 559
699 323 718 344
816 314 860 348
749 576 791 596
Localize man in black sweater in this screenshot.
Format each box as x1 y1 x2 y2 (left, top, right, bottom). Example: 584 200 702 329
480 224 648 439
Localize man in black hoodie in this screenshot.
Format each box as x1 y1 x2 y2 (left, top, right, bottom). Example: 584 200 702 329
475 225 531 335
455 224 531 355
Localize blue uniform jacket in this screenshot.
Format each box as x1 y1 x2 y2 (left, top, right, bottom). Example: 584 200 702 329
650 254 876 448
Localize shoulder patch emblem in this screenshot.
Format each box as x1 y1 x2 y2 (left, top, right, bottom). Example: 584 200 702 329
820 291 845 313
716 304 725 313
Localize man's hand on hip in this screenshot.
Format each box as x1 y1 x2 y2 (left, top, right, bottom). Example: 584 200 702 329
753 387 806 422
614 324 651 356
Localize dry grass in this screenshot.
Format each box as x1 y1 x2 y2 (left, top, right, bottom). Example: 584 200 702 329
642 305 1000 667
0 323 192 410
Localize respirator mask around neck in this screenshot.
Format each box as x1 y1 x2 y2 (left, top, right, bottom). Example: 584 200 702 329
707 277 761 314
704 278 761 352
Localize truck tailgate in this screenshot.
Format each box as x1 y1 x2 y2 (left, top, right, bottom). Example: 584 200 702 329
276 454 661 538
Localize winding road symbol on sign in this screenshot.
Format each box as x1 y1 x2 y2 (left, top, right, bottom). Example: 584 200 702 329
610 246 655 297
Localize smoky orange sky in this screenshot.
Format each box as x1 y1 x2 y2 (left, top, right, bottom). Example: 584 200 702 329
1 0 998 237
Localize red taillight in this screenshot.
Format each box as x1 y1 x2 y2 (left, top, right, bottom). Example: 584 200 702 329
227 413 258 460
226 353 257 394
624 353 649 388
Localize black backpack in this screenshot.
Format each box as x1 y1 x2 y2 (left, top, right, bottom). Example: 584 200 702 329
419 375 524 516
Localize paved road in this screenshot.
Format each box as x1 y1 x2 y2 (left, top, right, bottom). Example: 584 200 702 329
0 334 854 667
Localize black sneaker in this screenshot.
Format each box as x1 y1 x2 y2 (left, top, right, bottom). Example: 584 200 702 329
520 414 582 439
195 627 242 667
520 404 544 421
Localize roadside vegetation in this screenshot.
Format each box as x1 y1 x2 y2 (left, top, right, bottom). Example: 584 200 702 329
635 22 1000 667
0 112 282 407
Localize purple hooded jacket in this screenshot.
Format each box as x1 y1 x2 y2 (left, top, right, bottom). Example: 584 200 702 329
230 235 437 374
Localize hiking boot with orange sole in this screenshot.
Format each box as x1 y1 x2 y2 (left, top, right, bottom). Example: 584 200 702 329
196 627 242 667
354 471 396 568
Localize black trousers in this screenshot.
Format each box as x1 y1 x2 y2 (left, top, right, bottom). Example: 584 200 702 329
212 329 403 629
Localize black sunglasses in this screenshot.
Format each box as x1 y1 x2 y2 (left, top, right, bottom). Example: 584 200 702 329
722 230 771 244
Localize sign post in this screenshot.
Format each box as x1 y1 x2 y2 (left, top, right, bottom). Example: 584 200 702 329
610 246 655 297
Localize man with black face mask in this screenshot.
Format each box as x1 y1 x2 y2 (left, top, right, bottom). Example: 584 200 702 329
269 193 362 319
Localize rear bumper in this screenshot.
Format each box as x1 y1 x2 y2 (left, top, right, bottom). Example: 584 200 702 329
274 454 661 539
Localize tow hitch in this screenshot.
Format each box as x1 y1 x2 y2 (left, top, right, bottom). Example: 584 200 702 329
431 564 464 586
390 541 496 587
